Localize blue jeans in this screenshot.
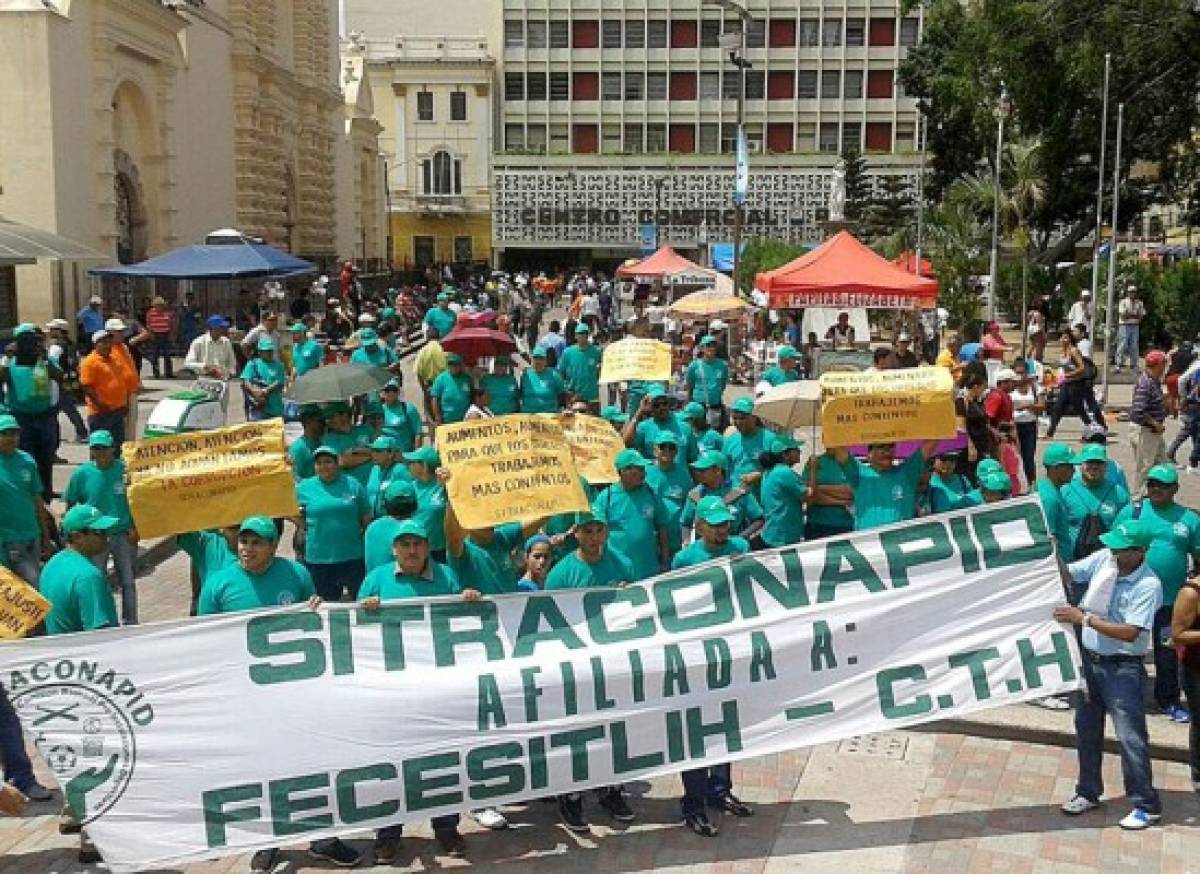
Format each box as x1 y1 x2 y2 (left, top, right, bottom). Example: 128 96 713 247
87 410 126 453
93 534 137 625
680 762 732 817
14 409 57 501
1074 654 1160 813
0 686 35 792
3 540 41 587
1115 324 1139 368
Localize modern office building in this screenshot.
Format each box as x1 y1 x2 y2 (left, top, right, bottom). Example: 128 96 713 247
345 0 925 269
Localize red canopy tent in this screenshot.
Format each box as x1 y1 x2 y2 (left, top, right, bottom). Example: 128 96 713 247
756 231 939 309
615 245 705 280
894 250 935 276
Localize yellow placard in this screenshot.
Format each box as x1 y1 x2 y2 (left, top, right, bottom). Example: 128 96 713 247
599 338 673 384
123 420 300 539
436 414 590 528
0 566 50 640
819 367 957 447
559 412 624 484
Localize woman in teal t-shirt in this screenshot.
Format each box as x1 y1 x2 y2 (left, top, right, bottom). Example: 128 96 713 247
240 339 286 420
805 451 855 539
296 446 371 600
520 348 565 413
405 446 449 559
760 436 808 548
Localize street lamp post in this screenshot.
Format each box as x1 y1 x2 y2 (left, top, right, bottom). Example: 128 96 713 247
1100 102 1125 403
1087 53 1111 345
706 0 752 293
987 83 1009 323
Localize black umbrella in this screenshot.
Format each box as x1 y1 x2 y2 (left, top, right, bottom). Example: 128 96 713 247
289 364 393 404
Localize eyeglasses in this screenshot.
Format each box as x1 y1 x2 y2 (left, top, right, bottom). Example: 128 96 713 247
1146 480 1172 488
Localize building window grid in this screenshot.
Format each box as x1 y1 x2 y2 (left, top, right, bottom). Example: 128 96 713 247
527 19 547 49
647 20 668 48
550 20 569 49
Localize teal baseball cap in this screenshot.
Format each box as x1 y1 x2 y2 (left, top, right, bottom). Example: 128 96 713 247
359 328 378 343
1074 444 1107 464
682 402 706 420
257 338 276 352
654 431 681 447
0 414 19 432
615 448 650 471
980 470 1012 494
695 495 734 526
369 435 398 452
574 507 607 528
239 515 279 541
312 445 339 461
574 324 591 335
772 434 804 453
289 322 308 334
446 352 464 365
392 519 429 542
975 458 1003 478
645 383 667 399
1100 518 1153 551
731 397 755 415
692 450 727 471
1042 443 1075 467
383 480 417 504
13 323 36 337
404 446 441 466
601 405 628 425
381 307 397 320
364 400 385 418
699 334 717 347
62 505 119 535
436 292 449 302
777 345 798 361
1146 464 1179 486
88 430 115 449
531 346 548 359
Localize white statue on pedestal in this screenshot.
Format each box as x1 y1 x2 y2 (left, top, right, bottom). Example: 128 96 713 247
828 159 847 222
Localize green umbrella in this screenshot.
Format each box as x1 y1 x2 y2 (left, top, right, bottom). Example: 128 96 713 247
289 363 393 404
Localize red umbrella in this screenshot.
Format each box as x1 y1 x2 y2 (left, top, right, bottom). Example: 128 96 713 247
456 310 497 329
441 327 517 364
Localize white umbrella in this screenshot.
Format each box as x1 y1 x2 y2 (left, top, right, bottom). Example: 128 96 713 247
753 380 823 430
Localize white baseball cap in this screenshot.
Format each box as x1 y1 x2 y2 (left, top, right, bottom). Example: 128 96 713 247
996 367 1019 382
91 329 110 343
45 318 69 331
89 295 103 305
104 318 126 332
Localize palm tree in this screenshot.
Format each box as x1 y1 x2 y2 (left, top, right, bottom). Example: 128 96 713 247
948 137 1047 353
923 200 990 329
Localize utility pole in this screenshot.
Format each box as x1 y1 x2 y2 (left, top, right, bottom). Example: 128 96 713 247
1100 102 1125 403
1087 53 1111 344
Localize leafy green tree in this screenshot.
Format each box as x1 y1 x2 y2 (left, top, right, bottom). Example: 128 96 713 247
841 146 870 221
860 176 915 244
900 0 1200 263
922 200 989 329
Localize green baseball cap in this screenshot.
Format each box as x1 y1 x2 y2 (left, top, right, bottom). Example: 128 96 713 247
976 458 1003 478
699 335 717 347
600 405 628 425
0 414 19 432
382 379 400 392
323 401 351 418
980 470 1012 494
682 402 706 420
381 307 396 320
289 322 308 334
404 446 441 466
446 352 464 365
695 495 734 526
436 293 449 302
257 338 276 352
392 519 429 541
359 328 378 343
645 384 667 399
574 324 591 335
62 504 120 535
654 431 680 447
88 430 115 449
574 508 607 528
13 323 36 337
1074 444 1107 464
615 448 650 471
383 480 417 504
692 450 727 471
772 434 804 453
731 397 755 415
312 445 339 461
369 435 398 451
1100 518 1153 551
239 515 280 541
1042 443 1075 467
1146 464 1179 486
777 345 798 361
531 346 548 359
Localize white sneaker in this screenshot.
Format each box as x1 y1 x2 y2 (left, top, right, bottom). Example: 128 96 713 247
1118 808 1161 830
471 807 509 830
1061 795 1099 815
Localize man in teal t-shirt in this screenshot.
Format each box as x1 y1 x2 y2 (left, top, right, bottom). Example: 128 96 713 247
1062 444 1130 559
646 432 693 553
240 339 286 420
429 354 474 425
1035 443 1076 555
593 449 670 582
760 346 801 387
557 324 602 405
363 480 418 571
519 348 565 413
834 441 937 531
350 328 398 370
722 397 770 494
40 505 120 635
364 435 411 517
288 406 326 481
406 446 448 554
481 357 520 415
321 402 374 487
1113 463 1200 719
63 430 138 624
685 336 729 408
673 496 750 569
680 451 764 539
624 384 697 462
289 323 324 378
679 402 724 453
379 380 423 451
177 526 238 614
0 414 47 585
760 435 808 548
423 294 458 339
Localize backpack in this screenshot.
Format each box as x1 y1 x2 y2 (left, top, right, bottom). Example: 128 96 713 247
1071 482 1116 560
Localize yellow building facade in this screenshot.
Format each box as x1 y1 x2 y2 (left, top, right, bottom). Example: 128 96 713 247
0 0 382 324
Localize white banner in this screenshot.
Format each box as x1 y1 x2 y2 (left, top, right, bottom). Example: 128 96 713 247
0 499 1081 871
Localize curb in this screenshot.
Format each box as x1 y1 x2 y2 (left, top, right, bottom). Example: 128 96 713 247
925 716 1190 764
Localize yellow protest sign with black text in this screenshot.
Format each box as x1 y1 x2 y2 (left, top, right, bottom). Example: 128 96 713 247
437 414 590 527
820 367 956 447
559 412 624 484
599 338 673 384
123 420 299 539
0 567 50 640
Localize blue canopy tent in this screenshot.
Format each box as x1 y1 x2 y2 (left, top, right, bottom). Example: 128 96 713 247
89 241 315 279
707 242 745 273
